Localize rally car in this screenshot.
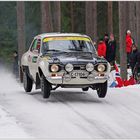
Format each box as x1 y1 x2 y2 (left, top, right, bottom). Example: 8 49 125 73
21 33 111 98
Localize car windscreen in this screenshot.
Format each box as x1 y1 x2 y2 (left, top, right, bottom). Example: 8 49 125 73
41 37 96 54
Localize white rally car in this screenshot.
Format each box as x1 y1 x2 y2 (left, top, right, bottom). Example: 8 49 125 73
21 33 111 98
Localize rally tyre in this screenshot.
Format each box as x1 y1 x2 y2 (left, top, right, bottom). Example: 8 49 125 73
41 75 51 98
82 87 89 91
97 81 107 98
23 71 33 92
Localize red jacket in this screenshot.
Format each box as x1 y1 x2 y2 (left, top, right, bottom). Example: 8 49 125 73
97 41 106 57
126 34 132 53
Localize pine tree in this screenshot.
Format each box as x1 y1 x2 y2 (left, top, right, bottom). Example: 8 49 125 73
53 1 61 32
118 1 127 80
17 1 26 63
41 1 53 32
85 1 97 42
136 2 140 48
108 1 113 34
70 2 74 32
17 1 26 81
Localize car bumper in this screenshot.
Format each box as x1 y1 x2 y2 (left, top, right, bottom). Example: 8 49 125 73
47 75 108 85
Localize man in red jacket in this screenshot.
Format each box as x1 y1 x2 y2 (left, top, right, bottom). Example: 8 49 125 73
97 39 106 58
126 30 133 66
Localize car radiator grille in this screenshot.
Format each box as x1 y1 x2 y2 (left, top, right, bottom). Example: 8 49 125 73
73 64 86 70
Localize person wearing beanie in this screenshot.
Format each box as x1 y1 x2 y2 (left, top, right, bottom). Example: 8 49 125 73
130 44 138 75
125 30 133 66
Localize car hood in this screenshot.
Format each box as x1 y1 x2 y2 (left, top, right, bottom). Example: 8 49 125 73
42 52 106 64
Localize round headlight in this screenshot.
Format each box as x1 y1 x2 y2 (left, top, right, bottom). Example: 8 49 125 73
97 64 105 72
65 63 73 72
86 63 94 72
51 64 59 72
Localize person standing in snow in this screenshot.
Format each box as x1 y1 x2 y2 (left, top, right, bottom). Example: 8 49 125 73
106 33 116 65
130 44 140 82
125 30 133 66
13 50 19 78
104 33 109 48
130 44 138 76
97 38 107 58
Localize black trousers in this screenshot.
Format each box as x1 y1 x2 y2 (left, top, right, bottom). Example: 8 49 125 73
127 52 131 64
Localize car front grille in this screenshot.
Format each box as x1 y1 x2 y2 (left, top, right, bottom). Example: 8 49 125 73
73 64 86 70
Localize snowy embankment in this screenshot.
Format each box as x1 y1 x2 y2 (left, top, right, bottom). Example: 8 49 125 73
0 66 31 138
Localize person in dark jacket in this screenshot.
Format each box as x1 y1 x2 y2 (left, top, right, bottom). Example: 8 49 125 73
106 33 116 65
130 44 138 76
13 50 19 78
104 33 109 49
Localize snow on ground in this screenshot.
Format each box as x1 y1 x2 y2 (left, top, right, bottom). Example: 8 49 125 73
0 66 140 139
0 67 31 138
0 105 30 138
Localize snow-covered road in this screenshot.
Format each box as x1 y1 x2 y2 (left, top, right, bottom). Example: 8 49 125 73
0 67 140 139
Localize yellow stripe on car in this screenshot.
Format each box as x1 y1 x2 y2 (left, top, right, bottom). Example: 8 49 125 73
43 37 90 42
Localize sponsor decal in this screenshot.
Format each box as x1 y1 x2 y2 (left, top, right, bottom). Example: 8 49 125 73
43 37 90 42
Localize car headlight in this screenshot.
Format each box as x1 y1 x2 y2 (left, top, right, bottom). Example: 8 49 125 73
97 64 105 72
51 64 59 72
65 63 73 72
86 63 94 72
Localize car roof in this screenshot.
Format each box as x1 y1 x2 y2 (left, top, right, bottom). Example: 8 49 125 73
35 32 90 39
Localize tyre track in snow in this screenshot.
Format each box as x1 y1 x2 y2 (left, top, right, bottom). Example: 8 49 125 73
51 89 132 138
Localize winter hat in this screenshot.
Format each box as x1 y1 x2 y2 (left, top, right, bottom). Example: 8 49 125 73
127 30 131 34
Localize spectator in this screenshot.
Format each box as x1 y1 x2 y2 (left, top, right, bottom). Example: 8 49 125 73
97 38 106 58
125 30 133 66
106 33 117 65
104 33 109 49
13 50 19 78
130 44 138 76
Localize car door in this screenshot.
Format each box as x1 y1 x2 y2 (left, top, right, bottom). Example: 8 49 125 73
28 39 40 80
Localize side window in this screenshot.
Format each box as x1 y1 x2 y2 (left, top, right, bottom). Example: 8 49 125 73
37 39 41 51
30 39 38 52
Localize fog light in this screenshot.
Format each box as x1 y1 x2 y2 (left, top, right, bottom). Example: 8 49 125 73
86 63 94 72
65 63 73 72
64 74 71 82
87 74 94 81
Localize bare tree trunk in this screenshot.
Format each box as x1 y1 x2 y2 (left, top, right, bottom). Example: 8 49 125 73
119 1 127 80
41 1 53 32
136 2 140 48
17 1 26 81
53 1 61 32
17 1 25 65
85 1 97 42
129 2 137 44
70 2 74 32
108 1 113 34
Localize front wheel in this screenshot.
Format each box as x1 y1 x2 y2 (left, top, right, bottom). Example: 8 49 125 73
41 75 52 98
96 81 107 98
23 71 33 92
